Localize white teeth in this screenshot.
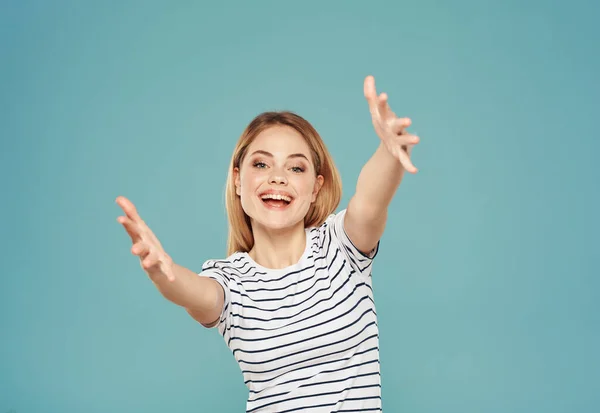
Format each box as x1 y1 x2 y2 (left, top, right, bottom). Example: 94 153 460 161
261 193 292 202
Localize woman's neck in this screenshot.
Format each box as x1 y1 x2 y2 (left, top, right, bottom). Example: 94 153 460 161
248 222 307 270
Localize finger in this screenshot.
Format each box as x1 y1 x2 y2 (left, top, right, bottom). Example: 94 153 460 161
377 92 391 119
392 117 412 135
116 196 142 223
131 241 150 258
397 148 418 174
363 75 379 112
117 215 142 243
141 253 159 271
141 249 162 273
398 133 420 146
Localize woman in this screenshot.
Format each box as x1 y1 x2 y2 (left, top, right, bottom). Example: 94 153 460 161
116 75 419 412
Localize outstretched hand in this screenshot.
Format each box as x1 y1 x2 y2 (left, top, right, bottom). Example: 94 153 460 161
116 196 176 282
364 75 419 173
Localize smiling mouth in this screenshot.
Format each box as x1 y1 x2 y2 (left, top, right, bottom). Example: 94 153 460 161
260 193 293 209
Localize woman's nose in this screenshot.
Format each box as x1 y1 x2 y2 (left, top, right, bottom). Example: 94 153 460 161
269 170 287 185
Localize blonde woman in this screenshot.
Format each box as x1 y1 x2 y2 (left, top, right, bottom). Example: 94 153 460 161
116 75 419 412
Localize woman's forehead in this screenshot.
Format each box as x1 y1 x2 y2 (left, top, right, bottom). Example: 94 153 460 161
248 126 311 156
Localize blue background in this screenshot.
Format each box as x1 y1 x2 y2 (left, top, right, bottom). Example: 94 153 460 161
2 1 599 412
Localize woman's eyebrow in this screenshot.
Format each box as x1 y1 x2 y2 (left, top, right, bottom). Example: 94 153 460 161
249 150 309 161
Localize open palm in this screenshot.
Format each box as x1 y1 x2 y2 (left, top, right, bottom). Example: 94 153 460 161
364 75 419 173
116 196 175 282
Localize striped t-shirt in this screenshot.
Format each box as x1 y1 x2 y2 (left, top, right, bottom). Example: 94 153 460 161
198 209 381 412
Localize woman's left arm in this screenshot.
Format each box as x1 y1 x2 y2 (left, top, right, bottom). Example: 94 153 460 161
344 75 420 254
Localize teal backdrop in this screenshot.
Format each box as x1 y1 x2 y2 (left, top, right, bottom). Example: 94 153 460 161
2 1 599 412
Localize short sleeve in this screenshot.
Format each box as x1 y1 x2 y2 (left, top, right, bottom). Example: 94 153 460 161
197 267 232 333
326 208 379 277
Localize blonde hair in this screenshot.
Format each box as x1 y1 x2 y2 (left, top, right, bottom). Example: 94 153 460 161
225 111 342 255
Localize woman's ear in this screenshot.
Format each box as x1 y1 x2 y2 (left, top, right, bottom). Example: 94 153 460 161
234 167 241 196
312 175 324 202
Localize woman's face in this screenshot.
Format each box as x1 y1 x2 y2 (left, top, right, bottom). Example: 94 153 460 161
234 126 324 233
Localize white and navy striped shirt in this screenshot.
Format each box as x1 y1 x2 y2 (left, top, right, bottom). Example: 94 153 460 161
199 209 381 412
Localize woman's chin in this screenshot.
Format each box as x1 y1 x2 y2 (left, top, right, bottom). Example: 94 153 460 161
251 215 305 233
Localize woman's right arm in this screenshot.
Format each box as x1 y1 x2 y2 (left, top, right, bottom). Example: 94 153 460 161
154 263 224 326
116 196 223 326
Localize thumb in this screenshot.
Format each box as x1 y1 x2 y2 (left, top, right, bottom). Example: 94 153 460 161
363 75 379 109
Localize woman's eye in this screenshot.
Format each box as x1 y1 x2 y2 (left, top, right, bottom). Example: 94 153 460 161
253 161 267 169
291 166 305 173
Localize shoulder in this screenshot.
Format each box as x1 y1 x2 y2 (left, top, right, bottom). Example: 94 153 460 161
304 209 346 258
202 253 240 271
311 208 379 266
309 208 347 244
200 251 263 281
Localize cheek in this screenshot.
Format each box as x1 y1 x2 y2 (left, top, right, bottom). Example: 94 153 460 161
239 171 261 195
294 177 316 198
